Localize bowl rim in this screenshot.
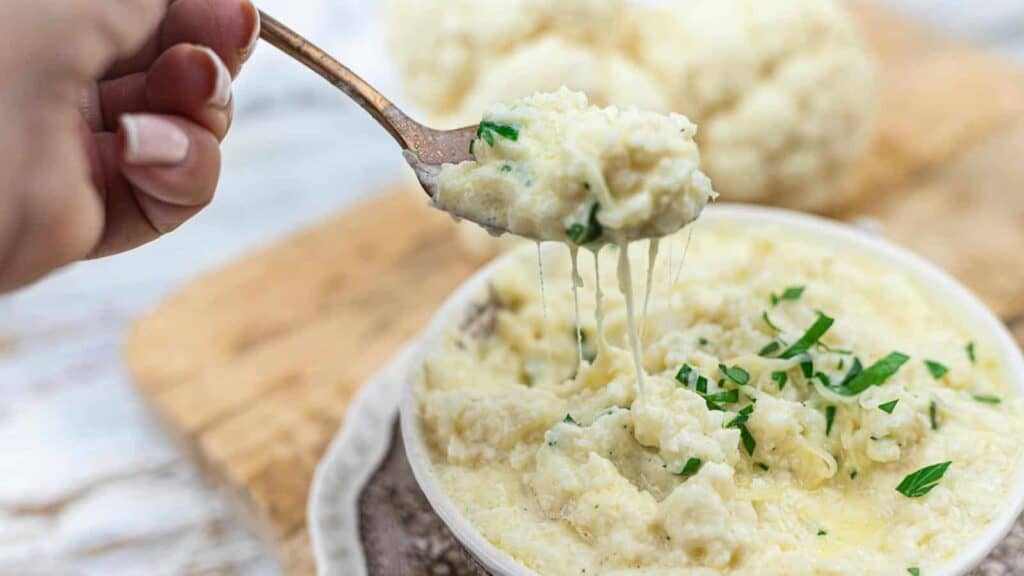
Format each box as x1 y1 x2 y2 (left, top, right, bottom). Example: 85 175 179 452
399 203 1024 576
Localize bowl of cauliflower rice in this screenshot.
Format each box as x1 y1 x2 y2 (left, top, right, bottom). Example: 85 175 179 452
399 205 1024 576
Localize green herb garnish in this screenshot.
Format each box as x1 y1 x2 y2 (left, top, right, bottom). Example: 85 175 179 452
825 405 836 436
800 358 814 378
476 120 519 146
907 568 920 576
762 311 782 333
841 352 910 395
698 337 709 346
966 342 976 364
758 341 781 357
676 457 703 478
878 399 899 414
924 360 948 380
779 313 834 359
896 461 952 498
817 529 828 536
563 413 579 426
771 371 788 390
973 394 1002 404
566 203 603 245
727 405 757 456
850 469 858 480
499 164 512 173
755 463 769 471
704 389 740 411
771 286 805 307
929 400 938 430
719 364 750 385
675 363 695 387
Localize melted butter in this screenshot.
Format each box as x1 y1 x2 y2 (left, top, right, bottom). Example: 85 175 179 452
617 241 647 403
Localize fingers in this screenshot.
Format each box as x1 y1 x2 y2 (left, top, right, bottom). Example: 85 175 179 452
98 45 234 138
105 0 261 79
87 114 221 258
0 123 105 292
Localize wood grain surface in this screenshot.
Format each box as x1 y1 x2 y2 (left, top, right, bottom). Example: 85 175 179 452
125 4 1024 573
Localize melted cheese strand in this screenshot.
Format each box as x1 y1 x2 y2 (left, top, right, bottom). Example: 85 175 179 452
617 241 647 403
569 245 583 368
640 238 660 344
536 241 552 363
592 247 607 352
673 225 695 290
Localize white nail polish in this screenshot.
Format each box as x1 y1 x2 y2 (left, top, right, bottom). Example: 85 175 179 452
121 114 190 166
197 46 232 108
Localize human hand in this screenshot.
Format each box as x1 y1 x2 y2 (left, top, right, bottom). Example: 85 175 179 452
0 0 260 292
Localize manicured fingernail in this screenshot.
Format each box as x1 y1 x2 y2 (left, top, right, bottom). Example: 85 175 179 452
120 114 189 166
196 46 232 108
240 0 261 62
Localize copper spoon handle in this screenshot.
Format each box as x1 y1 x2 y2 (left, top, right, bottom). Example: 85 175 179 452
257 10 422 151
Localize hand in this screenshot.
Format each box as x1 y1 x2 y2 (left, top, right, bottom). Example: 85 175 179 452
0 0 260 292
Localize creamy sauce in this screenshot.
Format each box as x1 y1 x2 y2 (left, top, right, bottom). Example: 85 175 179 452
640 238 660 344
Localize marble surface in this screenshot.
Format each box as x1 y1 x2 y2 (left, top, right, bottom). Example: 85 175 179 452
0 1 1021 574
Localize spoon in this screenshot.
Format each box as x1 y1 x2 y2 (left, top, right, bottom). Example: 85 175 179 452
257 10 475 197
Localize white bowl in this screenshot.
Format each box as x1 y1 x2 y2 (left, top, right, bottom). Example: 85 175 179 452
399 204 1024 576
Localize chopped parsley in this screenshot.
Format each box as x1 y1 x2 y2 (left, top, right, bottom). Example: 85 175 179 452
499 164 512 173
755 463 769 471
896 461 952 498
563 413 579 426
907 569 920 576
973 394 1002 405
817 529 828 536
839 352 909 396
566 203 603 245
924 359 948 380
727 405 757 456
779 313 834 359
930 400 939 430
800 358 814 378
696 377 708 394
698 337 709 346
719 364 750 385
825 405 836 435
771 371 788 390
675 363 695 386
878 399 899 414
850 469 858 480
704 389 740 411
762 311 782 333
476 120 519 146
771 286 805 307
676 457 703 478
758 341 781 357
966 341 976 364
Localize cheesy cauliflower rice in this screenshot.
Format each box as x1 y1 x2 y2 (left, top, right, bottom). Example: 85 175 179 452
415 224 1024 575
434 89 715 243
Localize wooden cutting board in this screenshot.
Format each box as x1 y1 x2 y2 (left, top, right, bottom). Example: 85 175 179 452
125 4 1024 574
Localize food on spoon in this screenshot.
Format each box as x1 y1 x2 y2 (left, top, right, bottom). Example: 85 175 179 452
433 88 716 243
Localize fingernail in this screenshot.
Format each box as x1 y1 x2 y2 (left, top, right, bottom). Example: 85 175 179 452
196 46 232 108
120 115 190 166
240 0 261 62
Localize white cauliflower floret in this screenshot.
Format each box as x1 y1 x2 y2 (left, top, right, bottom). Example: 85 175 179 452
387 0 875 212
632 0 875 210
